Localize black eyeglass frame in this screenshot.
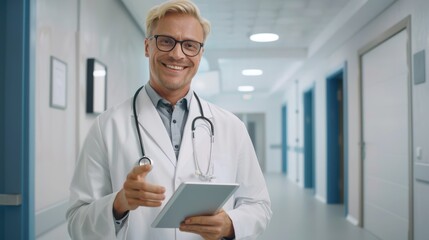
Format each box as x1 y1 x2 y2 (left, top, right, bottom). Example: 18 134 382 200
148 35 204 57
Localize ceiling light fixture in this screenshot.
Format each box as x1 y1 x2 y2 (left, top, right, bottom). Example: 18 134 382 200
242 94 252 100
250 33 279 42
238 85 255 92
242 69 263 76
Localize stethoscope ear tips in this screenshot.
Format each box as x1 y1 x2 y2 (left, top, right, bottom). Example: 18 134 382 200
138 156 153 166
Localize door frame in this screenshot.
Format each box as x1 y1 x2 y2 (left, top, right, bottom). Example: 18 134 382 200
0 0 35 239
358 16 413 237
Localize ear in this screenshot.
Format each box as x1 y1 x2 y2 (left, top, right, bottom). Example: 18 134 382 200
144 38 150 57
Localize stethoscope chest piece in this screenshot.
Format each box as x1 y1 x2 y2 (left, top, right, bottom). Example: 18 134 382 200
138 156 153 166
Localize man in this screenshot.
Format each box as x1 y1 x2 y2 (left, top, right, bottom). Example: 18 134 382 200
67 0 272 239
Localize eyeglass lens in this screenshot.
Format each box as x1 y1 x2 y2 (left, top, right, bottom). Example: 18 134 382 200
155 35 202 57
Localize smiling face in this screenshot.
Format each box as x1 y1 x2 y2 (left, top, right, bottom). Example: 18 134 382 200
145 13 204 104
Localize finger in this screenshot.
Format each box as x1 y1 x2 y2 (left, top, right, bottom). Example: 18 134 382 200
124 180 166 194
184 215 215 226
123 188 165 208
124 189 165 202
214 209 225 215
129 165 152 179
127 197 164 208
179 223 221 236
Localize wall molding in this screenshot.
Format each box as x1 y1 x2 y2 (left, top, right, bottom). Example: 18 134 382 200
346 214 359 226
315 194 326 203
287 145 304 153
35 200 68 237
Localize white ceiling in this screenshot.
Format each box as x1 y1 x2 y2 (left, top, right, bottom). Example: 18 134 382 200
121 0 352 98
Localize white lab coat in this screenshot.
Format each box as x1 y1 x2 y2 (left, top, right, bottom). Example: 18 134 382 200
67 87 272 240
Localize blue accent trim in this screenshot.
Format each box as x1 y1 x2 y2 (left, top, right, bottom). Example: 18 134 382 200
303 88 315 189
0 0 4 225
0 7 6 238
27 0 36 237
281 105 288 174
343 62 349 217
326 69 342 204
0 0 35 239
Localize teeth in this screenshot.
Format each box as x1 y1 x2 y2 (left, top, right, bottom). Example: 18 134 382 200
166 64 184 70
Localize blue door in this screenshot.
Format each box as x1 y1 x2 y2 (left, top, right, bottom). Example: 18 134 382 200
0 0 35 239
326 69 345 205
304 89 315 189
281 105 288 174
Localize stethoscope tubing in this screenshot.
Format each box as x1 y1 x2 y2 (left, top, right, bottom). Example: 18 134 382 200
133 86 152 166
132 85 215 181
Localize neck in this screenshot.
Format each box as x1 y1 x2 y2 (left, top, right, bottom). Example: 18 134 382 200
149 82 189 105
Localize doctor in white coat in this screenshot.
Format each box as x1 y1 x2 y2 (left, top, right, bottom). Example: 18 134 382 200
66 0 272 239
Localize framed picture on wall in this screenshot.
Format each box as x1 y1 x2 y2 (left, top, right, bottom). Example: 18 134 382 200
86 58 107 114
50 56 67 109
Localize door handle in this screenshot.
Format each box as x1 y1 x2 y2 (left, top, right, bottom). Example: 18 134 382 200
0 194 22 206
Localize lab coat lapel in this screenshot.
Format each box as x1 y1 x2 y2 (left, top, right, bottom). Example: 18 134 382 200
134 88 176 166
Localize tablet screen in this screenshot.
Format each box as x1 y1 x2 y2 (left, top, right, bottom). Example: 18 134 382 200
151 182 239 228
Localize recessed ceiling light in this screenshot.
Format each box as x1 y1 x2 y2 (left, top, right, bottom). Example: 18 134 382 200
242 94 252 100
242 69 263 76
238 85 255 92
250 33 279 42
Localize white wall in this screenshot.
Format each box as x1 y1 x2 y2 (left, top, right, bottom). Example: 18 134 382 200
280 0 429 232
78 0 149 148
35 0 147 238
35 0 78 220
284 82 303 186
410 0 429 239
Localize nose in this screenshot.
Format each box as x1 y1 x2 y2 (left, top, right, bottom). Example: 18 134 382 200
168 42 186 59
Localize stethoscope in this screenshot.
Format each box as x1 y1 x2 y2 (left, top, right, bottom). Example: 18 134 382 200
132 85 215 181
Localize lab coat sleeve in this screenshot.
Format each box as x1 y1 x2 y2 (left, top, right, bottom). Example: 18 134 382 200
226 122 273 240
66 117 128 240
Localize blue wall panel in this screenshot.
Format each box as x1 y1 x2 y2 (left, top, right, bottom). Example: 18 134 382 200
0 0 35 239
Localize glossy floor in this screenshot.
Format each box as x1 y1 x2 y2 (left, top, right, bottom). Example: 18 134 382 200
38 173 381 240
259 173 379 240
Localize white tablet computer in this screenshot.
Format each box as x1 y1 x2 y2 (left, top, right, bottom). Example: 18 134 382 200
151 182 240 228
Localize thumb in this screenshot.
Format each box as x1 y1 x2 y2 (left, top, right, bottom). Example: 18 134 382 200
131 164 152 179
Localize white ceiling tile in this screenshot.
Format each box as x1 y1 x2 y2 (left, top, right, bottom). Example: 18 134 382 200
122 0 351 96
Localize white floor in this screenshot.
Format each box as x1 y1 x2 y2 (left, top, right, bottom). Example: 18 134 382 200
259 173 379 240
37 173 381 240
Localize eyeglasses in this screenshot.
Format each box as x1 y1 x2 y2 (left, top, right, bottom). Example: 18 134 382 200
148 35 204 57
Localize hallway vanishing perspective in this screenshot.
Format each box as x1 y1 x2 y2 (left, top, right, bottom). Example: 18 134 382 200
2 0 429 239
259 174 378 240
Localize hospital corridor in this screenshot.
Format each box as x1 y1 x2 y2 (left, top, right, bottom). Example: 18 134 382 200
2 0 429 239
259 174 378 240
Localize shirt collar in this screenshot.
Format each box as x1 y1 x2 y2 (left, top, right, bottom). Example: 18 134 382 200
145 83 192 110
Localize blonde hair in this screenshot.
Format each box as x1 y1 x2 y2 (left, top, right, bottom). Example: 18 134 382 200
145 0 211 41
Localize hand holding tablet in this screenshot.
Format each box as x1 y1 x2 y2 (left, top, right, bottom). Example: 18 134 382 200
151 182 240 228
